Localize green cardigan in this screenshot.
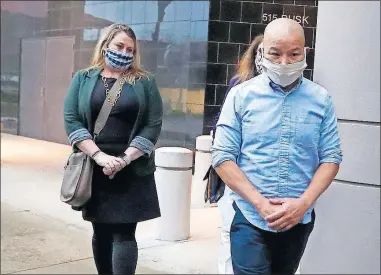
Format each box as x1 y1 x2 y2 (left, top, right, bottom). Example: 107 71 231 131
63 68 163 176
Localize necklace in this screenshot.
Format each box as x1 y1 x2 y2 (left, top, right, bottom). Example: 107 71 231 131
101 73 126 107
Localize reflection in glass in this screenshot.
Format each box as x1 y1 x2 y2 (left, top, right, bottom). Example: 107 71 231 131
158 21 175 43
145 1 158 24
174 21 191 44
123 1 132 24
83 28 100 41
0 0 211 148
84 1 124 24
130 24 145 40
162 1 175 22
175 1 192 21
191 21 208 41
131 1 146 24
191 1 206 21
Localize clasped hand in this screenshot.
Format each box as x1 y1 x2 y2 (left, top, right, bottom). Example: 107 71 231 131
93 152 128 179
258 197 309 232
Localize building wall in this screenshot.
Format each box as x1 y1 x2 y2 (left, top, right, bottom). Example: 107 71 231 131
203 0 318 134
300 1 380 273
1 0 210 148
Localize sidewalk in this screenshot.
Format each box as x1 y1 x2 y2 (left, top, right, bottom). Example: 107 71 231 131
1 133 221 274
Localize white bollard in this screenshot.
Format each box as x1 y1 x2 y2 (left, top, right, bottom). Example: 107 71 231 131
154 147 193 241
191 135 213 208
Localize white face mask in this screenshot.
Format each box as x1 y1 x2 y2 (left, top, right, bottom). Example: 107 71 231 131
260 48 308 87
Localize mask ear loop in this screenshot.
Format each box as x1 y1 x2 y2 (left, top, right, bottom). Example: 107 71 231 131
255 47 264 74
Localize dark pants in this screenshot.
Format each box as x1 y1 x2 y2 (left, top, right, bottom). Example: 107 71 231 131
92 223 138 275
230 203 315 275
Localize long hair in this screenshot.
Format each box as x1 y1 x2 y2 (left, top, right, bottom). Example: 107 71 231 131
235 34 264 84
85 23 147 84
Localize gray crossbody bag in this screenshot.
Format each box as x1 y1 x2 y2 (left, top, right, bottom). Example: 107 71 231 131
60 74 124 207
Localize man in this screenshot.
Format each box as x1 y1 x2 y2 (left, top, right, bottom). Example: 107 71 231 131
211 18 342 275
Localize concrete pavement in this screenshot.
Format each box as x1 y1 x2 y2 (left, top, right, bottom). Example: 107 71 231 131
1 202 165 274
1 133 221 274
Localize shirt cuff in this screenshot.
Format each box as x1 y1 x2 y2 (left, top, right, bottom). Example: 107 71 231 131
211 151 237 168
68 128 92 148
130 136 155 157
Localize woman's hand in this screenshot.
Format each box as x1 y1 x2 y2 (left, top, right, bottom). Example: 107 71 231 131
93 152 125 177
93 152 120 167
102 157 128 179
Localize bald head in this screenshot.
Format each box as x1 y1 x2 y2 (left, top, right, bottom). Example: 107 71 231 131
264 18 305 45
263 18 307 65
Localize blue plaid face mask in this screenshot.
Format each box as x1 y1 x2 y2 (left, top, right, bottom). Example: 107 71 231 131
105 48 134 71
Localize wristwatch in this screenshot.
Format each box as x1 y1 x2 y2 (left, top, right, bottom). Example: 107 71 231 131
119 153 131 165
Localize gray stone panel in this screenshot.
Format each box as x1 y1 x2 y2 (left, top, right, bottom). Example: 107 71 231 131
313 1 380 122
301 181 380 274
336 122 380 186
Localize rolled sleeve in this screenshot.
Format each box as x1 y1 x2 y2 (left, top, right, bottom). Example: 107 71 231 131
130 136 155 157
68 128 92 147
211 87 242 168
132 75 163 157
318 95 343 164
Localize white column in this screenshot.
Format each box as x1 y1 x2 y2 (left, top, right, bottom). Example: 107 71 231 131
154 147 193 241
191 135 213 208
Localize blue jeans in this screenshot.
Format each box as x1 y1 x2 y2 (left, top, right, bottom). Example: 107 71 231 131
230 203 315 275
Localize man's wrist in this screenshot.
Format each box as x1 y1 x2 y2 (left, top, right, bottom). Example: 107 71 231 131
251 193 267 209
299 195 314 210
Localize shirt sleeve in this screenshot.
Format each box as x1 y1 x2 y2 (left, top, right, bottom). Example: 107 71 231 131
318 94 343 164
211 86 242 168
63 70 92 148
212 77 239 135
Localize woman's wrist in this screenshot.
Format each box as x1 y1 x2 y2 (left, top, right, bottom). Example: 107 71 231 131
119 153 131 165
91 150 102 161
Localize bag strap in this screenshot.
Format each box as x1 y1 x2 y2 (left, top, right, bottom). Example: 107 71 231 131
93 74 125 138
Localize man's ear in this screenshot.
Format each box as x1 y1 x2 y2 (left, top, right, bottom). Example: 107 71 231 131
305 47 311 54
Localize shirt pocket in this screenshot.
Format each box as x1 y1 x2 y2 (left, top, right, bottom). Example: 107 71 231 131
294 115 320 148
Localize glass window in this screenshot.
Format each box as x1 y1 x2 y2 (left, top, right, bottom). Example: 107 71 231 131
144 23 156 41
131 1 146 24
163 1 175 22
191 1 204 21
83 28 100 41
191 21 208 42
84 2 124 24
130 24 145 40
145 1 158 24
122 1 132 24
174 21 191 43
202 1 210 21
159 21 175 42
175 1 192 21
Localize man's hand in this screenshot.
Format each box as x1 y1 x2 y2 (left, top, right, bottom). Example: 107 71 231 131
256 198 284 220
265 198 310 232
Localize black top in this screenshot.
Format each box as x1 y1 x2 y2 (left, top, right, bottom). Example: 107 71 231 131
90 76 139 155
82 75 161 224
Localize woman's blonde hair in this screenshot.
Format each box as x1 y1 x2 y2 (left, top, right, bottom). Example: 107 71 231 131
85 23 147 84
235 34 264 84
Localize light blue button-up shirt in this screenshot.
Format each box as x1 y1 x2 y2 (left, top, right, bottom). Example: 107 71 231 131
211 74 343 232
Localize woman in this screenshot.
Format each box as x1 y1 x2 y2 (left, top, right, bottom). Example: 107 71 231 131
63 24 163 275
215 34 264 275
